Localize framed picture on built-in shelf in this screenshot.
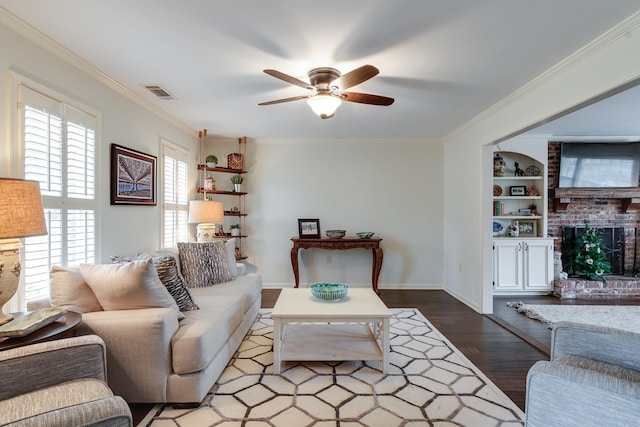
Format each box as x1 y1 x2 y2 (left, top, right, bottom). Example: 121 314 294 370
509 185 527 196
518 220 537 237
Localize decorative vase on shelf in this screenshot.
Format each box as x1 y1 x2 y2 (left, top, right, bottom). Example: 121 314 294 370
231 227 241 237
493 153 505 177
205 155 218 168
233 184 242 192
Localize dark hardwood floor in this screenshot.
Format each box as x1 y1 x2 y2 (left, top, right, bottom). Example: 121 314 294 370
138 289 625 424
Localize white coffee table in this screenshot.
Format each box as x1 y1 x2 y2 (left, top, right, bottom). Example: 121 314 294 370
272 288 391 374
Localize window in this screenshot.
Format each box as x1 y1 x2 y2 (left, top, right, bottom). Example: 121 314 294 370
18 84 98 303
162 140 189 248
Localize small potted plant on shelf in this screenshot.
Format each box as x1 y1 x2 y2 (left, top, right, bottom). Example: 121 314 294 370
205 155 218 168
230 224 241 236
231 174 244 192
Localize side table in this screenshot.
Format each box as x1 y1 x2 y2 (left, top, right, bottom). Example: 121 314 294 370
0 311 82 351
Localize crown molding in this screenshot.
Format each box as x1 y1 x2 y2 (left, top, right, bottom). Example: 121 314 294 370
445 10 640 143
0 7 195 136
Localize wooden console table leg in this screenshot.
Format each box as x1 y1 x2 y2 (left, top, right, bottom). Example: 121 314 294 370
372 247 383 294
291 246 300 288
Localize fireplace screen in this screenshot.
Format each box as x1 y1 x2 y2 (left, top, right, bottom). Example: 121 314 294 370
561 226 627 276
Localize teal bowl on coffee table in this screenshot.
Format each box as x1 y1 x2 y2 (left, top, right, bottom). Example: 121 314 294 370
310 283 348 300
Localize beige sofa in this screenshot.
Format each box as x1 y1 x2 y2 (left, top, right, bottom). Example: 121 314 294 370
30 243 262 404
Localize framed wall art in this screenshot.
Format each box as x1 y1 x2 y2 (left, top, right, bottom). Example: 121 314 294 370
298 218 321 238
518 220 537 237
110 144 157 206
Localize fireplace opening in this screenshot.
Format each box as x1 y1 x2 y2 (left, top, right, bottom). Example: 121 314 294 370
561 225 638 277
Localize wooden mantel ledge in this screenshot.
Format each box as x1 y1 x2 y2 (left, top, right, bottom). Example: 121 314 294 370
551 188 640 212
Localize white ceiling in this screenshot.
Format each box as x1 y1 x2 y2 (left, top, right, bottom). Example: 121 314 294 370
2 1 640 140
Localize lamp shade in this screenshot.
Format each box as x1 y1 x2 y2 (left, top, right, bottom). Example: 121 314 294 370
307 94 342 119
188 200 224 224
0 178 47 239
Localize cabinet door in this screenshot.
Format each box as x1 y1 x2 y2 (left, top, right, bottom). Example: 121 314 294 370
523 239 553 290
493 240 523 290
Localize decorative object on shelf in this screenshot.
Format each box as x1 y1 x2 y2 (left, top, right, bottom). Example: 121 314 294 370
518 208 532 216
0 178 48 325
235 247 241 260
518 220 537 237
230 224 241 237
310 283 349 300
356 232 375 239
573 220 611 282
110 144 157 206
228 152 244 170
507 223 519 237
298 218 320 238
230 174 244 192
525 165 541 176
493 221 505 236
231 206 239 212
514 161 525 176
493 185 502 196
217 224 225 236
204 175 215 191
529 204 538 215
326 230 346 239
527 184 539 196
205 155 218 168
188 200 224 242
0 307 67 338
509 185 527 196
493 153 506 177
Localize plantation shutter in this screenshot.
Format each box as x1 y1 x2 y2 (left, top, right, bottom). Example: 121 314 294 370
19 85 97 302
162 141 189 248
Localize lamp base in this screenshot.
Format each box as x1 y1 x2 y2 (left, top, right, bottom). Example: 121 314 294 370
0 239 22 325
196 224 217 243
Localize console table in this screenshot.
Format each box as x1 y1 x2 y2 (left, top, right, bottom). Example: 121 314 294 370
290 237 383 293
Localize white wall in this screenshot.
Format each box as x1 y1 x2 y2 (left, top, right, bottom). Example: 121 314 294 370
0 18 197 262
443 13 640 312
243 138 444 289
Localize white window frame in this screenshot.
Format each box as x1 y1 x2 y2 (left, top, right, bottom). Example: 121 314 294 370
9 72 101 311
161 138 190 248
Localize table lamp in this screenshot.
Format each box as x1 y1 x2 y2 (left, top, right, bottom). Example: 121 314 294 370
188 200 224 242
0 178 48 325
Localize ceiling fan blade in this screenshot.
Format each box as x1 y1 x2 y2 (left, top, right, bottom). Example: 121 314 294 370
341 92 395 106
263 69 314 90
332 65 379 90
258 95 309 106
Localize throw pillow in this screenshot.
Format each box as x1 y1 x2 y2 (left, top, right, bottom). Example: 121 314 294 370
110 253 199 311
80 259 182 315
177 241 231 288
50 266 103 313
225 238 239 277
154 256 199 311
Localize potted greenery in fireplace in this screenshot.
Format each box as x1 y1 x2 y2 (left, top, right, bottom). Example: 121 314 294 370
573 220 611 282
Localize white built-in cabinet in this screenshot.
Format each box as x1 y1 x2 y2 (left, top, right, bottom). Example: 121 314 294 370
493 238 554 293
492 141 554 294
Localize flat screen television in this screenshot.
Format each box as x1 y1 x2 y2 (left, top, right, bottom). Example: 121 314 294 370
559 142 640 188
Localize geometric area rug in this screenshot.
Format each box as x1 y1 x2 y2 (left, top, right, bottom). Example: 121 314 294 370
139 308 524 426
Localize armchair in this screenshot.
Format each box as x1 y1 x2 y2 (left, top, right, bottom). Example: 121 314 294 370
525 321 640 427
0 334 132 426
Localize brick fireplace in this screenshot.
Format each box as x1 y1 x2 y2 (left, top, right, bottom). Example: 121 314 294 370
548 141 640 298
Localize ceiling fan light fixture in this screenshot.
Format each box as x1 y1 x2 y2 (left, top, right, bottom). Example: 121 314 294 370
306 94 341 119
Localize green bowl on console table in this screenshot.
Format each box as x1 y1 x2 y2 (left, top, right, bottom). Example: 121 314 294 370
310 283 349 300
356 232 375 239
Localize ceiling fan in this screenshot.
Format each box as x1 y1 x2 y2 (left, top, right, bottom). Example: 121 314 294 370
259 65 394 119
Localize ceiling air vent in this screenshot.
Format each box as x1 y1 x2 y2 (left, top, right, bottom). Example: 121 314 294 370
144 85 174 100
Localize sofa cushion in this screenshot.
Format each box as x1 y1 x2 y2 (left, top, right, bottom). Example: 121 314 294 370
189 273 262 314
80 259 181 315
110 254 198 312
177 241 231 288
50 266 102 313
171 296 245 374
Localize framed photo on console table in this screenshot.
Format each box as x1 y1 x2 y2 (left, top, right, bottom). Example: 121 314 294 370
110 144 156 206
298 218 321 238
518 220 537 237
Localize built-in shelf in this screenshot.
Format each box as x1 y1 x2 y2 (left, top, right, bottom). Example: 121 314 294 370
197 164 247 174
552 188 640 212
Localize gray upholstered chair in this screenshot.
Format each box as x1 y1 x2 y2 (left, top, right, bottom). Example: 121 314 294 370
525 321 640 427
0 334 132 426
